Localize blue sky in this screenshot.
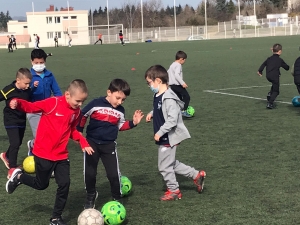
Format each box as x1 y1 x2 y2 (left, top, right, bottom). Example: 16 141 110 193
0 0 201 17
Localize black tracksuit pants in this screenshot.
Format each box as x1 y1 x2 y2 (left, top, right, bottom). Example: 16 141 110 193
170 85 190 110
294 76 300 94
84 139 121 200
5 127 25 168
19 156 70 219
267 77 279 104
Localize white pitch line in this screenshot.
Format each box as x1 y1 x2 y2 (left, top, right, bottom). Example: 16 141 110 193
204 90 292 105
207 83 293 92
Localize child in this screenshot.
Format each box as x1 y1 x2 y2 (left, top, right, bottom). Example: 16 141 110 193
167 51 191 117
94 33 103 45
54 35 58 47
257 43 289 109
145 65 206 201
7 35 13 53
68 34 72 47
119 30 125 46
0 68 34 179
27 49 62 156
77 78 144 209
292 56 300 94
11 35 17 50
6 79 94 225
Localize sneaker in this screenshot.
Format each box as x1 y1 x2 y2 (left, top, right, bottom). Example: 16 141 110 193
51 171 55 178
193 170 206 193
7 166 22 179
6 168 22 194
267 92 271 101
84 191 98 209
160 189 182 201
49 217 67 225
266 103 274 109
27 140 33 156
0 152 9 169
181 111 192 118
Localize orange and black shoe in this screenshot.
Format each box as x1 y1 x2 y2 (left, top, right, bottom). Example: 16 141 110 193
193 170 206 193
160 189 182 201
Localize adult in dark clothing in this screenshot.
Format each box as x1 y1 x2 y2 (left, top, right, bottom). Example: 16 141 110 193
257 43 290 109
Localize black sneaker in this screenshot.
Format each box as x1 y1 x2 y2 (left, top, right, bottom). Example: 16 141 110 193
6 168 22 194
84 191 98 209
266 103 274 109
49 217 66 225
267 92 271 101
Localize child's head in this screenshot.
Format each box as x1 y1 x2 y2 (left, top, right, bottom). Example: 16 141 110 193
15 68 32 90
65 79 88 109
106 79 130 108
175 51 187 65
144 65 168 93
31 49 48 73
272 44 282 55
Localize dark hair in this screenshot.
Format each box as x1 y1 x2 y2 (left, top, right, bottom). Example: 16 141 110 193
108 79 130 96
176 51 187 60
16 68 32 79
31 49 48 61
67 79 88 95
273 44 282 53
144 65 168 84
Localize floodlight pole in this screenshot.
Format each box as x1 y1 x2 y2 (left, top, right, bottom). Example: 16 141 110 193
174 0 177 40
107 0 110 43
254 0 256 37
205 0 207 39
141 0 144 42
238 0 241 38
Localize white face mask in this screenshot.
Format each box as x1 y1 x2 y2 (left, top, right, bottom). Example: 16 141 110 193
32 64 46 72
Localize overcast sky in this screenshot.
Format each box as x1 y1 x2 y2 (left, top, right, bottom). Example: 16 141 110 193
0 0 201 17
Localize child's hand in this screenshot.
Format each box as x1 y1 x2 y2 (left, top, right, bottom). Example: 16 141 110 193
133 110 144 125
9 99 18 109
257 72 262 77
182 83 188 88
146 113 152 122
33 81 39 87
154 134 160 141
83 146 94 155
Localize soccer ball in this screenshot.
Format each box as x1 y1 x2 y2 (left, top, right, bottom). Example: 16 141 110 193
101 201 126 225
121 176 132 196
23 156 35 173
186 106 195 117
77 209 104 225
292 96 300 107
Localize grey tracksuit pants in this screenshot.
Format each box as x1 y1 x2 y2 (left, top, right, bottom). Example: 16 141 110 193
27 113 42 148
158 145 198 191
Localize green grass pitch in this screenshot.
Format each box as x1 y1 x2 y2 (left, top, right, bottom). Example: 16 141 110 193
0 36 300 224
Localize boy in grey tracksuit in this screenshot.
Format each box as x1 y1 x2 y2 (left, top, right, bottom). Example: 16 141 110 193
145 65 206 201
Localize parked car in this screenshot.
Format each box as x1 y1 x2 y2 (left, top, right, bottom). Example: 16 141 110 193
187 35 205 40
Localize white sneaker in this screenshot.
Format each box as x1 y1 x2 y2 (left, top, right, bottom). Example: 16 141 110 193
27 140 33 156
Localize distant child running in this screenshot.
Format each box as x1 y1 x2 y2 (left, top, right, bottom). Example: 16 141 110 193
77 79 144 209
145 65 206 201
68 34 72 47
11 35 17 50
257 43 289 109
6 79 94 225
7 35 13 53
94 33 103 45
119 30 125 46
27 49 62 156
0 68 33 179
167 51 191 117
54 35 58 47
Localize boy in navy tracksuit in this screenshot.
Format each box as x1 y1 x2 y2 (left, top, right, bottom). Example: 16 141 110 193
27 49 62 155
77 79 144 209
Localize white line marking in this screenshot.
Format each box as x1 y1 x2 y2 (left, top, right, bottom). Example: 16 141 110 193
206 83 293 92
204 90 292 105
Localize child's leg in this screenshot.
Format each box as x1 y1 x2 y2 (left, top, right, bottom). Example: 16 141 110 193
5 128 24 168
100 142 122 200
52 159 70 219
27 113 41 149
169 85 190 110
269 80 280 104
158 145 179 191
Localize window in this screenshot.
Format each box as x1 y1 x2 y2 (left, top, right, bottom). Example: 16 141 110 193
23 26 28 28
55 32 61 38
46 17 53 24
55 17 61 23
47 32 53 39
71 31 78 34
63 16 68 19
71 16 77 19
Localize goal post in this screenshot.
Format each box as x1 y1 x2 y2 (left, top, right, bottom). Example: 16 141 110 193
68 24 124 45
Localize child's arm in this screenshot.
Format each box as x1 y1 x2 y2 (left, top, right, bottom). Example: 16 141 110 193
281 59 290 71
146 110 153 122
0 86 10 102
258 59 267 76
76 100 95 132
118 110 144 131
156 99 179 138
10 97 57 114
51 76 62 96
173 65 186 86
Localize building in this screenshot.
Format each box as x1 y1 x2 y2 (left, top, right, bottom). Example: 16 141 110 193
6 5 88 48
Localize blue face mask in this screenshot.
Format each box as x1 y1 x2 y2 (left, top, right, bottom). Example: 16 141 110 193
150 85 159 94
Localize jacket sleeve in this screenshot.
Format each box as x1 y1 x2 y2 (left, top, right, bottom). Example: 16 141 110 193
118 111 136 131
281 59 290 71
173 65 185 85
0 86 9 102
258 59 267 74
51 76 62 96
156 99 179 137
77 100 95 132
16 97 57 114
71 114 90 148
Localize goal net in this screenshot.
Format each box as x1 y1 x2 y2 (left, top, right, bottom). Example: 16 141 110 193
68 24 124 45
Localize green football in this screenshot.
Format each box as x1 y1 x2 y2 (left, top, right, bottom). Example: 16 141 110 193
101 201 126 225
121 176 132 196
186 106 195 116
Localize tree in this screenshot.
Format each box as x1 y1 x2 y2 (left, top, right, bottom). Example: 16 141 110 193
55 7 59 11
0 11 12 30
226 0 236 14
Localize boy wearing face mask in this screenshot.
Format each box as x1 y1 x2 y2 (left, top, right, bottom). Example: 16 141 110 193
145 65 206 201
27 49 62 156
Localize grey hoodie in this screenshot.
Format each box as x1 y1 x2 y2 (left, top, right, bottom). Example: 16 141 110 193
149 88 191 147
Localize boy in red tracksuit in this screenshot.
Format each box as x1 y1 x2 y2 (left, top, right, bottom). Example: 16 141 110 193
119 30 125 46
6 79 94 225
